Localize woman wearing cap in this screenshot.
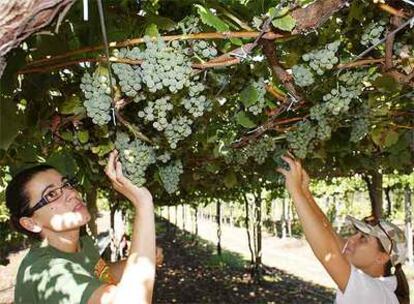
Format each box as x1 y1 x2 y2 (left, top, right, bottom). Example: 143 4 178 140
277 155 410 304
6 150 156 304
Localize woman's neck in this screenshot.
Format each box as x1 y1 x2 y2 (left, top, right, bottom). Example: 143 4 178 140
44 229 81 253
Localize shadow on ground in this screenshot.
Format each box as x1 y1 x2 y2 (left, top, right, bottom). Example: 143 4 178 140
153 219 335 304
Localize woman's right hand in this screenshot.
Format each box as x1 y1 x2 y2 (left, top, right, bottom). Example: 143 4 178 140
105 150 153 208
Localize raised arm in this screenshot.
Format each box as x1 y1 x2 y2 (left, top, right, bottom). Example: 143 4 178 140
88 150 156 304
300 169 346 251
277 156 350 292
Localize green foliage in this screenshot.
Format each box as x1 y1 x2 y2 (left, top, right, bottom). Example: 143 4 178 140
0 0 412 208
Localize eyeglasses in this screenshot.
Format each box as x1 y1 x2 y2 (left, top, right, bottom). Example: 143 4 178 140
363 216 394 255
24 177 78 216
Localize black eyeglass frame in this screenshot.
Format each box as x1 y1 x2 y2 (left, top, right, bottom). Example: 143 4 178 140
23 177 78 216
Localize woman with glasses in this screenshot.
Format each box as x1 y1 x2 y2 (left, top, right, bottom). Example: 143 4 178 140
6 150 156 304
277 155 410 304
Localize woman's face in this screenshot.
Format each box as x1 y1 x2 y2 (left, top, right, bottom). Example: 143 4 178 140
343 231 387 269
25 169 91 234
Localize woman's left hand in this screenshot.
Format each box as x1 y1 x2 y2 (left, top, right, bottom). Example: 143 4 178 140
276 155 303 195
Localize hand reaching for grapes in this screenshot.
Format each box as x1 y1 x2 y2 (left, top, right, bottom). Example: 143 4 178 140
276 155 303 195
105 150 153 208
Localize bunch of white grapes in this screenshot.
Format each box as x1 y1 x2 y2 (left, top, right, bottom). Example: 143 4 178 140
138 96 174 131
350 118 369 143
338 71 367 96
286 121 316 159
181 95 212 118
188 81 205 97
292 65 315 87
316 118 332 141
114 132 156 186
80 72 112 126
302 41 340 75
112 63 142 97
361 21 386 46
157 151 172 163
134 36 193 93
191 40 218 58
322 86 356 115
309 103 327 121
159 160 184 194
247 78 267 116
228 136 277 165
164 116 193 149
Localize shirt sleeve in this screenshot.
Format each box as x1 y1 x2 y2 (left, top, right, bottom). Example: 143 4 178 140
29 258 104 304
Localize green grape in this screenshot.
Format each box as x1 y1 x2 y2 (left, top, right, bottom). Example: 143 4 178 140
164 116 193 149
159 160 184 194
292 65 314 87
361 21 386 46
114 132 156 186
80 72 112 126
286 121 317 159
350 117 369 143
302 41 340 75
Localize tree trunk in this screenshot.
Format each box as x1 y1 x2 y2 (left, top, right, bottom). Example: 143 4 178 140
182 204 186 231
175 205 178 227
385 187 392 218
216 200 222 256
287 199 292 237
85 185 98 237
254 192 262 271
243 193 255 264
405 186 413 265
194 207 198 236
363 171 383 219
281 198 287 239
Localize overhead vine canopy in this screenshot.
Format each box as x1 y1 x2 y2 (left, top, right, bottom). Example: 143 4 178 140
0 0 413 202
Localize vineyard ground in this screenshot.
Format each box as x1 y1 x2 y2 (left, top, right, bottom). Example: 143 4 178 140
163 208 414 297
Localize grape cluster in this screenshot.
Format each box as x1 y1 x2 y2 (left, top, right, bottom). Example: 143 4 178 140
350 118 369 143
112 63 142 97
191 40 218 58
138 96 174 131
316 118 332 141
181 95 212 118
227 136 277 165
338 71 367 96
164 116 193 149
302 41 340 75
292 65 315 87
247 78 267 116
159 160 184 194
361 21 386 46
157 151 171 163
322 86 356 115
286 121 317 159
136 36 193 93
114 132 156 186
80 72 112 126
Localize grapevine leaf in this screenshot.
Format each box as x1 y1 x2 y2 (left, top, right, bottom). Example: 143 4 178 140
269 8 296 32
46 151 78 177
223 171 238 188
236 111 257 128
60 131 73 142
77 130 90 144
59 95 85 115
240 84 259 107
145 23 159 37
195 4 229 32
91 142 115 157
0 98 26 150
373 75 401 93
384 130 399 147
